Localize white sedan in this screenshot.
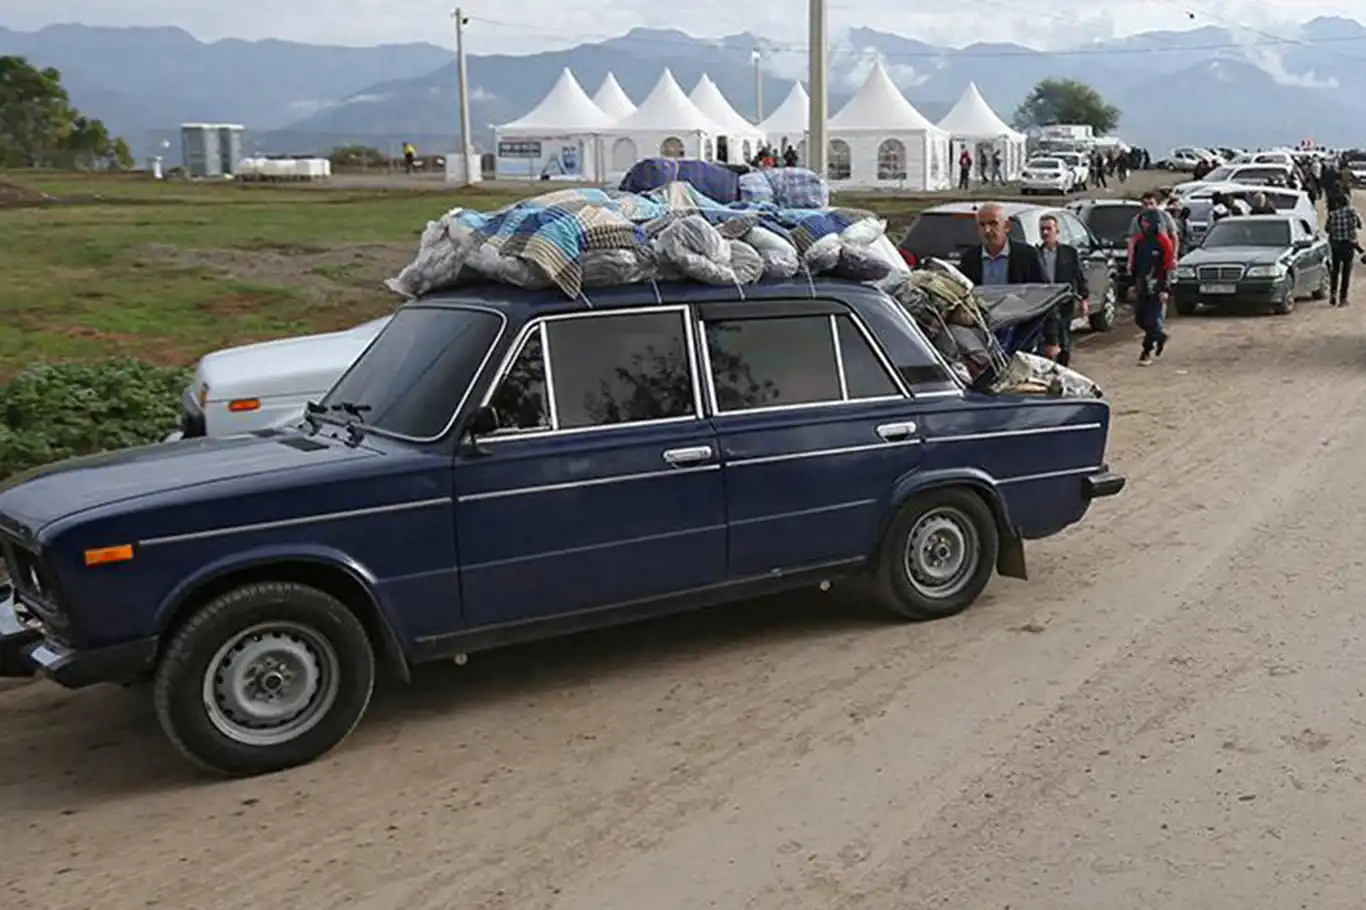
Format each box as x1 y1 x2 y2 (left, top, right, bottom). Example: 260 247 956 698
1053 151 1091 190
1020 157 1075 195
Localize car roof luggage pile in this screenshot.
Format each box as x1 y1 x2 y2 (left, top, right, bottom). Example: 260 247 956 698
386 178 1101 400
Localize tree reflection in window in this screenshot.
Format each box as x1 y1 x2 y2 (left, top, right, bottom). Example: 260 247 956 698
488 330 550 433
706 317 842 411
547 313 694 429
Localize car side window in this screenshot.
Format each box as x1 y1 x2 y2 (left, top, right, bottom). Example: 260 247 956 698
1061 212 1092 249
834 316 901 399
704 312 905 413
487 309 696 435
706 315 841 411
1297 219 1315 238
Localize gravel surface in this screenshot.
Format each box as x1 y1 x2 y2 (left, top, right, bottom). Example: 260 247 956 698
4 202 1365 909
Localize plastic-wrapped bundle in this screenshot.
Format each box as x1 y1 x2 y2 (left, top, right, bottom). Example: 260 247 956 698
654 215 737 285
738 171 776 204
764 167 830 208
728 239 765 284
384 208 478 298
744 226 800 279
995 352 1104 398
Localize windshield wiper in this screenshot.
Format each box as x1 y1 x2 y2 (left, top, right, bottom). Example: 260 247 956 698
330 401 372 418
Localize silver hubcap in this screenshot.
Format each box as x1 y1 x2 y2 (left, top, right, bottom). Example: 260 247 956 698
903 507 979 599
203 622 340 747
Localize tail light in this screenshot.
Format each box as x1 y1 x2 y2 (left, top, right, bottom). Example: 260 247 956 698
898 249 917 268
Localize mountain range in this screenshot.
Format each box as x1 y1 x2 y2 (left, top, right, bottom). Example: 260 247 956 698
2 17 1365 164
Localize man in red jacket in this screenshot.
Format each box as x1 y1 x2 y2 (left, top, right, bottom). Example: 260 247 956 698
1131 209 1175 365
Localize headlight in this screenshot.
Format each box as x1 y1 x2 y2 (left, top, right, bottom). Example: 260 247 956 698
1175 266 1195 278
1245 264 1286 278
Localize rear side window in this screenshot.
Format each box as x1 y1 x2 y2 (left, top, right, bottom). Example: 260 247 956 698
486 309 697 435
900 212 1026 257
705 313 904 413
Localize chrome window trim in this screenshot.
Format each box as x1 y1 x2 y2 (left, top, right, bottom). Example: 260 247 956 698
830 314 849 400
139 497 453 547
701 305 912 419
333 303 508 445
475 305 703 444
539 323 560 431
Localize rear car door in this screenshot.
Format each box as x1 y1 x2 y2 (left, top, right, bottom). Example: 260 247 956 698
454 306 727 627
1294 218 1329 287
696 299 922 577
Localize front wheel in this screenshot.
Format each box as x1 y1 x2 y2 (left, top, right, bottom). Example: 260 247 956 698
1089 284 1118 332
872 488 1000 621
1270 276 1295 314
1311 268 1330 300
153 581 376 777
1174 296 1197 316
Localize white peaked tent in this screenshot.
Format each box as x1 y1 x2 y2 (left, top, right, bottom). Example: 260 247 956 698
603 69 722 175
827 59 951 190
937 81 1028 180
592 72 636 121
494 68 616 181
759 81 810 162
689 75 765 164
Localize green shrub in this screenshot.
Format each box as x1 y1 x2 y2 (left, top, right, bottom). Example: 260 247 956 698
0 359 191 479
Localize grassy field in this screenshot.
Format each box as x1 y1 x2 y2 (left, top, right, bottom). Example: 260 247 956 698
0 170 1169 379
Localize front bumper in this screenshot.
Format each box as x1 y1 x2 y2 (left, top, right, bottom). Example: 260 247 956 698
1085 467 1126 499
0 583 157 688
1173 276 1289 306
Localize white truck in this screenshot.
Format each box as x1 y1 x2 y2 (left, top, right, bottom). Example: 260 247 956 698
166 315 390 441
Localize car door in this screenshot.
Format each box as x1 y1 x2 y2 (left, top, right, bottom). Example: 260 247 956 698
1059 211 1112 307
453 305 727 627
696 299 922 578
1296 217 1330 285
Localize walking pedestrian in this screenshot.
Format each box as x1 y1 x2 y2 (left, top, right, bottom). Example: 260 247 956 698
1130 209 1174 366
1325 193 1362 307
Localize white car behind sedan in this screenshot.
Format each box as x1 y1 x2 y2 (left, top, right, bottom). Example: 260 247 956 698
1020 157 1075 196
166 315 392 441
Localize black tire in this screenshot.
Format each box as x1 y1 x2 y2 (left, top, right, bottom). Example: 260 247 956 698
1174 297 1197 316
1311 269 1330 300
1271 276 1295 314
1088 285 1118 332
871 488 999 621
153 581 376 777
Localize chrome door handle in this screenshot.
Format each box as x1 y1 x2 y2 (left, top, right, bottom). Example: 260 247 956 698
662 445 714 466
876 421 917 441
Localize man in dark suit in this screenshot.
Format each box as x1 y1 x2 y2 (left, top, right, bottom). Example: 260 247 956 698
956 202 1060 359
1035 212 1089 366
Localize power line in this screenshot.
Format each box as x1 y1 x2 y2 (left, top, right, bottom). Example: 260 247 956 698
466 14 1366 60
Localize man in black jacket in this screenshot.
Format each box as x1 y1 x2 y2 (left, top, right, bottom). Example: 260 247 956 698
957 202 1059 358
1036 212 1088 366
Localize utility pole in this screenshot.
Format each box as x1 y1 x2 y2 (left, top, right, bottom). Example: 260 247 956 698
807 0 827 176
751 48 764 123
452 8 474 186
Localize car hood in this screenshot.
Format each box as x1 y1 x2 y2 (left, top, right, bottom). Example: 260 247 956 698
1181 246 1289 266
0 433 375 537
199 316 391 402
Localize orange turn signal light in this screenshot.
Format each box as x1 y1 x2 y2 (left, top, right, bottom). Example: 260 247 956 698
85 544 134 566
228 398 261 412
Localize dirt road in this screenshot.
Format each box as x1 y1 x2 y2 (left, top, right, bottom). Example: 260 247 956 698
5 255 1366 909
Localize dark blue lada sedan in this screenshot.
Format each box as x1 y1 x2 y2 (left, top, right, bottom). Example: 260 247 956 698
0 278 1123 776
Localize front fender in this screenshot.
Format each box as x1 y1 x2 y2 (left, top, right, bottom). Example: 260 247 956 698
873 467 1027 580
153 542 410 679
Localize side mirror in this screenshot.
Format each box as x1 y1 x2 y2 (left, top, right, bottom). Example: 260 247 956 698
1292 238 1312 250
466 404 500 437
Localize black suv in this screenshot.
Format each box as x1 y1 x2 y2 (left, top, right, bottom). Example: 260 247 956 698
1066 198 1144 299
896 201 1119 333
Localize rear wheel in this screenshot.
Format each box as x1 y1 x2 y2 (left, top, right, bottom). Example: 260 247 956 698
871 488 999 621
153 581 376 777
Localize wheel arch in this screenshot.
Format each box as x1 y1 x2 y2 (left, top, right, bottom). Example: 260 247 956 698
155 548 411 683
872 469 1025 580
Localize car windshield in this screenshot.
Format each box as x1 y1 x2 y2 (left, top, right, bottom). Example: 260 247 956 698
1082 204 1142 242
1203 166 1235 181
320 304 503 439
1057 154 1080 165
1029 159 1062 170
899 211 1026 257
1200 220 1291 248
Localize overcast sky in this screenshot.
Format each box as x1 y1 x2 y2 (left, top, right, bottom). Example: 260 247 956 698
3 0 1360 54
